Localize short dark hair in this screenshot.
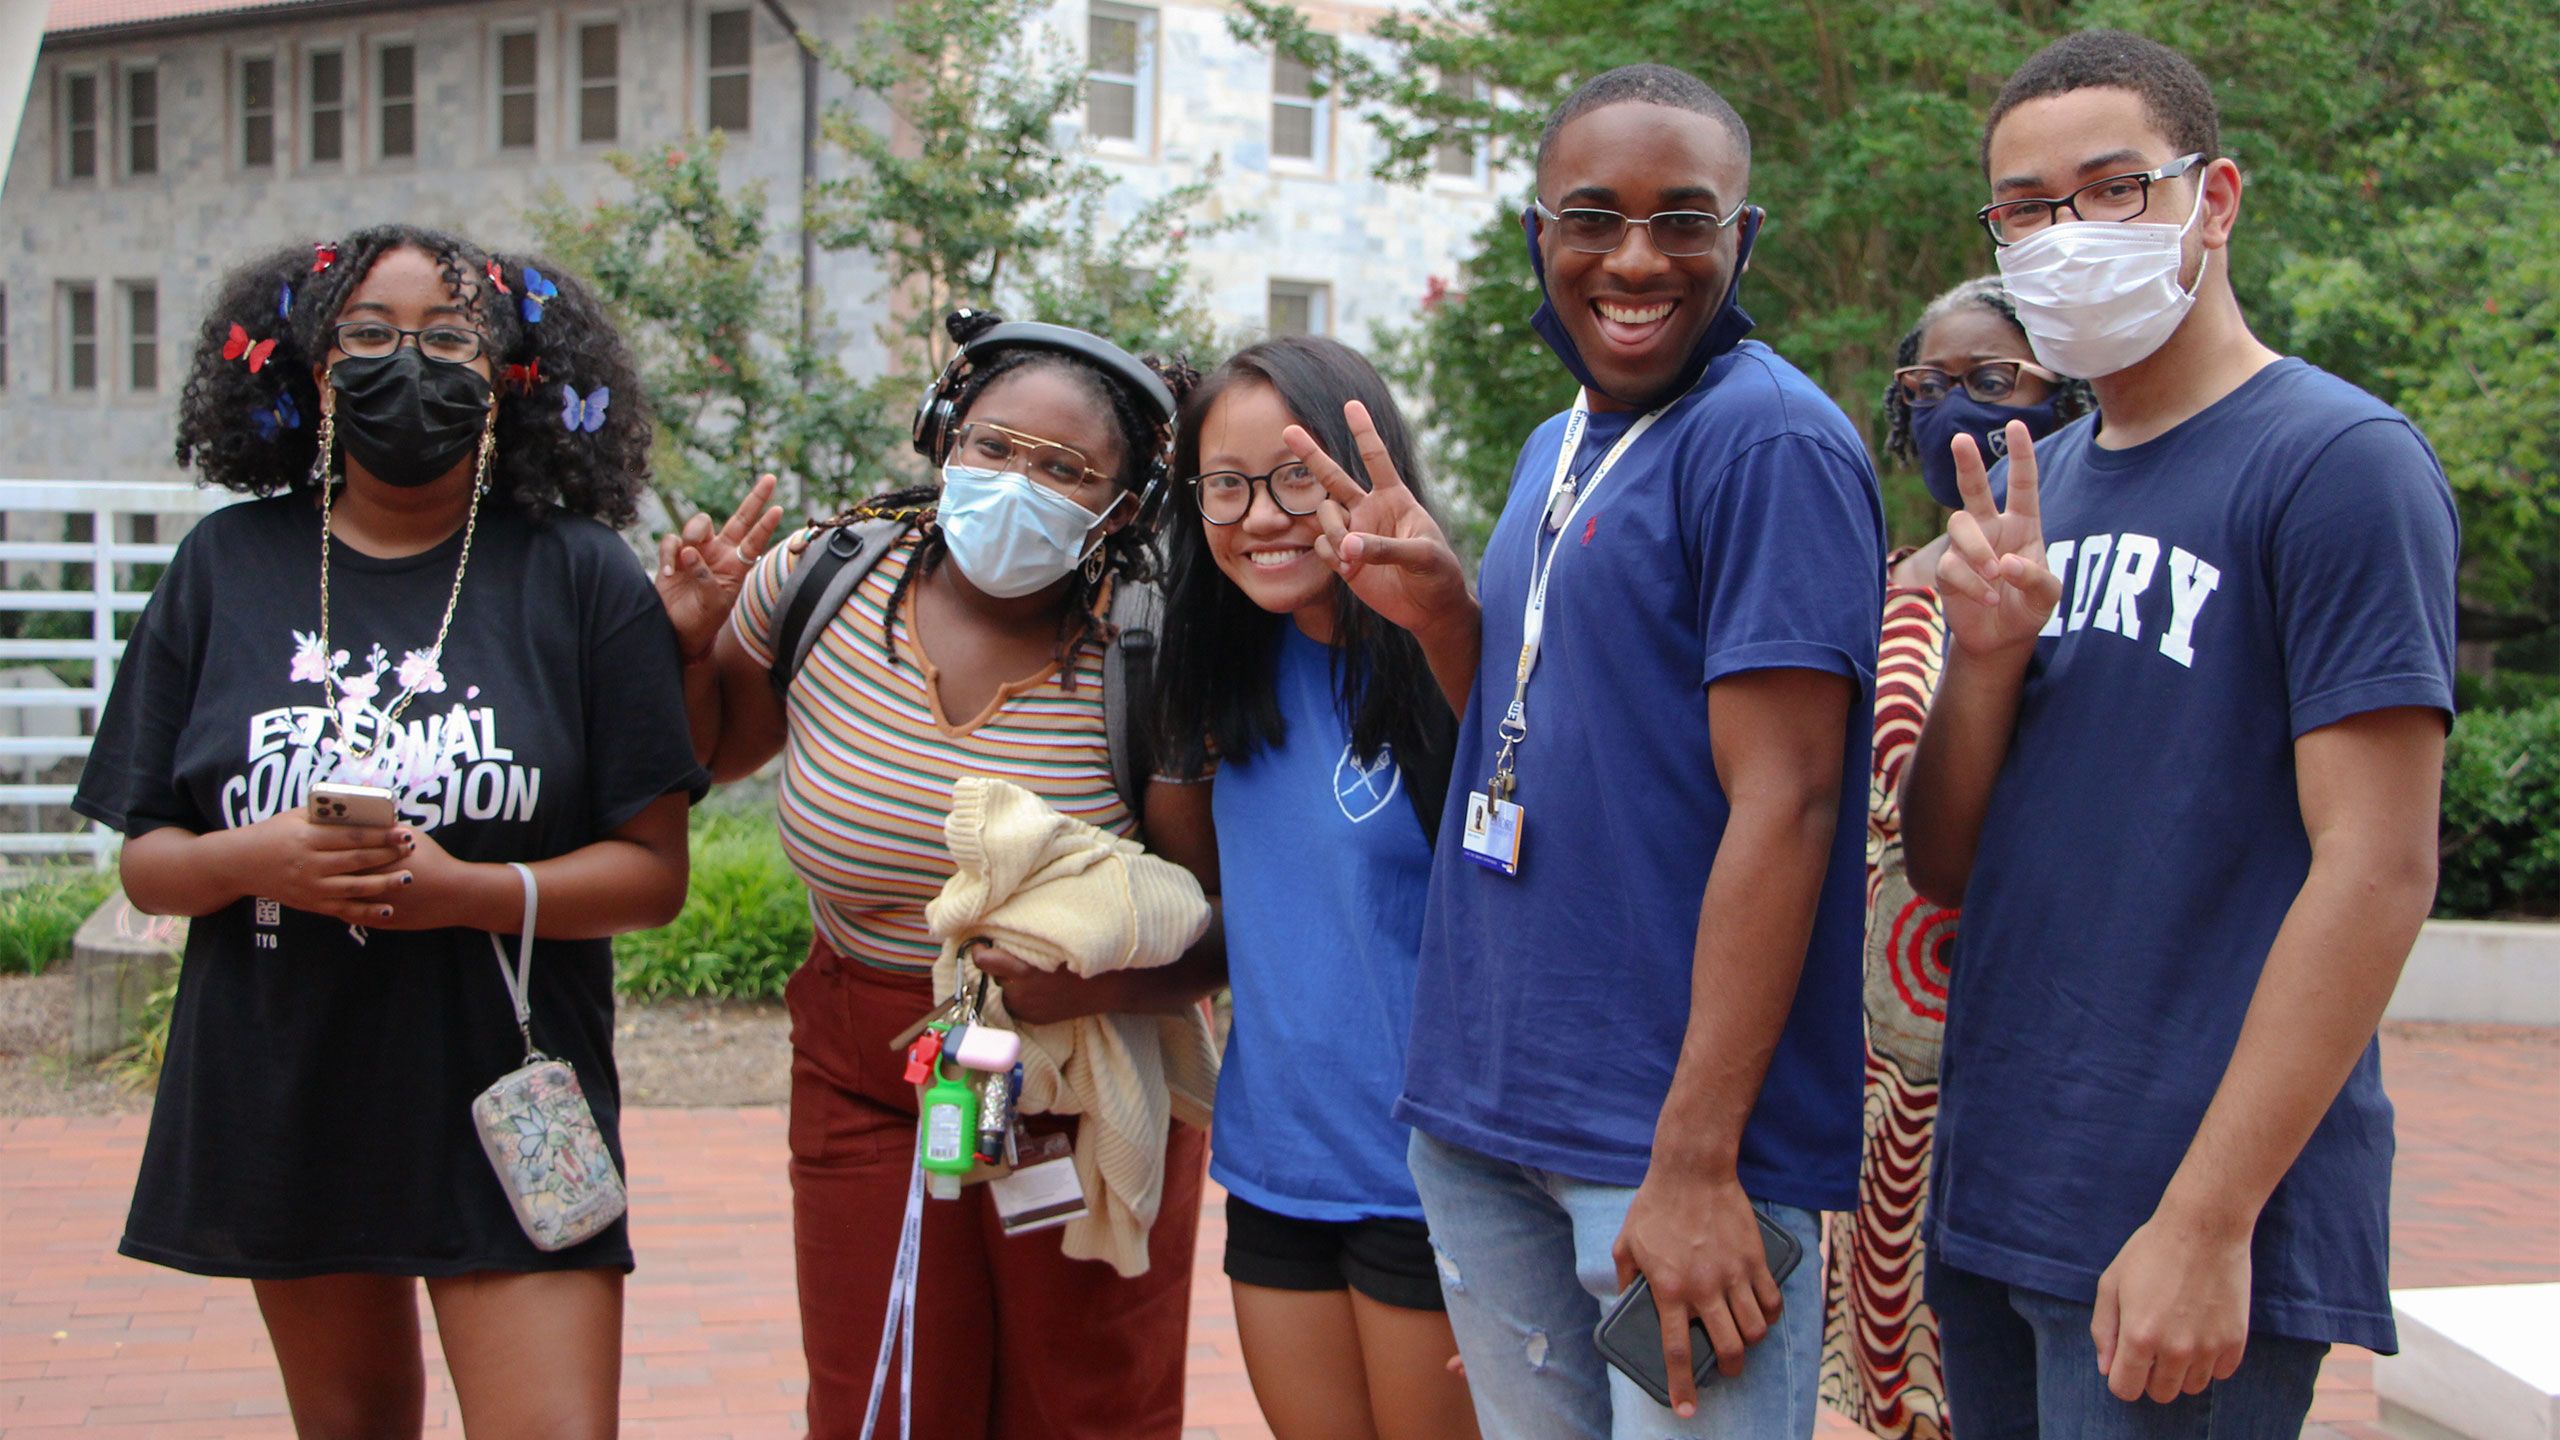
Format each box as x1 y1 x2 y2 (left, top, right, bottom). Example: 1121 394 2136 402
1982 29 2220 174
1536 64 1750 184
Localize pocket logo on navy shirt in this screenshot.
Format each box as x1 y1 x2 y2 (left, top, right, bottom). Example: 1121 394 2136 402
1332 744 1403 823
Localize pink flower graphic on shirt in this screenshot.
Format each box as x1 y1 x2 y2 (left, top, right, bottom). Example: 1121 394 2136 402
289 630 346 685
396 648 447 696
337 669 381 705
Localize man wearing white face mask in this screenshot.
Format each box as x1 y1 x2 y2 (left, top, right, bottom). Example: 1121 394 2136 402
1900 30 2458 1437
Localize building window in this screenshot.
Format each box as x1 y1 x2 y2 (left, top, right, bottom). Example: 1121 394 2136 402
576 21 619 144
239 54 278 168
124 67 159 177
1271 52 1328 165
124 282 158 392
495 29 539 151
1432 72 1487 180
61 283 99 392
307 49 347 166
705 9 751 132
1086 4 1152 146
1268 280 1330 336
377 42 416 160
60 70 99 181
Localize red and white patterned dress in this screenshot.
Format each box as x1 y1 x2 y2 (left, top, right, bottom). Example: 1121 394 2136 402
1821 559 1958 1439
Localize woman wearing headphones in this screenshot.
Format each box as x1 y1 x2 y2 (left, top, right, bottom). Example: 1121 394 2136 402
656 309 1218 1439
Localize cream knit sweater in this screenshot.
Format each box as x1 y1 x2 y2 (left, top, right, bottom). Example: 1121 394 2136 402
926 777 1218 1277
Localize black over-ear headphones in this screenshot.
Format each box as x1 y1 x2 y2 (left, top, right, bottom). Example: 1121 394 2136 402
911 314 1179 529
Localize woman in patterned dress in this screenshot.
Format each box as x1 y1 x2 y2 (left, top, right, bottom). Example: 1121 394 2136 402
1820 277 2094 1439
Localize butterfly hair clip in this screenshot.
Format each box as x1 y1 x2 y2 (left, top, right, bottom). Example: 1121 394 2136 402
503 357 542 395
486 260 511 296
560 384 611 434
248 390 305 442
311 242 338 274
223 323 278 374
519 268 559 324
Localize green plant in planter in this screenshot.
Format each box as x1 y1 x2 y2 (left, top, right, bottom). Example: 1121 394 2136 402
0 867 117 975
2437 697 2560 919
616 813 810 1000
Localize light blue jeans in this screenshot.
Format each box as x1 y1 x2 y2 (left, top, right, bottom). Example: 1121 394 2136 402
1408 1129 1824 1440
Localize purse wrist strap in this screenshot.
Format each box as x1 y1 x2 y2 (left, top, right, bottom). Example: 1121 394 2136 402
488 861 539 1062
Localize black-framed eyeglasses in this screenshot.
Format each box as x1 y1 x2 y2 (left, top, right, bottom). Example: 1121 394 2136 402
1189 463 1326 525
1977 153 2206 246
1893 359 2061 407
1530 199 1749 257
332 321 487 364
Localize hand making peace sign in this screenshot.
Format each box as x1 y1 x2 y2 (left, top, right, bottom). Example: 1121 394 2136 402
656 472 786 663
1287 401 1472 639
1935 420 2063 659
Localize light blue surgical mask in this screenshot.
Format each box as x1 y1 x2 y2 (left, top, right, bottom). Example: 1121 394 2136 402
936 464 1114 598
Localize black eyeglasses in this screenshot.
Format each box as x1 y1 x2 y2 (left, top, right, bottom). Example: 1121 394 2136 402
332 321 487 364
1531 199 1749 257
1189 463 1327 525
1978 153 2205 246
1893 359 2061 407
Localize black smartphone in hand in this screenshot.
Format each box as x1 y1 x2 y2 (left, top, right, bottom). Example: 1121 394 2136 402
1592 1208 1805 1408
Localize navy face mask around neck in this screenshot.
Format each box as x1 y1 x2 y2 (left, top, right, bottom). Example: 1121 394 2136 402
1910 387 2066 510
1521 204 1763 409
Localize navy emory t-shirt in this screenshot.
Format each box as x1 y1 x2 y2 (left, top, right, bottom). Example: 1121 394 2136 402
1928 358 2459 1353
1396 339 1884 1210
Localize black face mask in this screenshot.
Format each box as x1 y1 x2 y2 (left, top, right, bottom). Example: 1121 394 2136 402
329 348 493 489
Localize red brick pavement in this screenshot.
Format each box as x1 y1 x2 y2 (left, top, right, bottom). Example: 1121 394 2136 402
1 1023 2550 1440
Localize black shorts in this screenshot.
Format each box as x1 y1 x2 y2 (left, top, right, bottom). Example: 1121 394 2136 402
1221 1193 1447 1311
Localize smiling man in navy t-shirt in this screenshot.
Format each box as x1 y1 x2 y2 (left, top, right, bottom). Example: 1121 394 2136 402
1900 31 2458 1435
1298 63 1882 1439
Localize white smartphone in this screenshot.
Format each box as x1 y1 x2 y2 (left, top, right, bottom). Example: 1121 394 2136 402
308 782 399 827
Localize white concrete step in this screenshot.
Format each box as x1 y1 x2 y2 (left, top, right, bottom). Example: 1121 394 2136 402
2376 1283 2560 1440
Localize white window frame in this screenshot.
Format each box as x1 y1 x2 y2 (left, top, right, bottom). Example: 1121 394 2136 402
305 43 351 169
1084 3 1155 155
701 6 753 134
1269 47 1330 172
59 281 100 394
1267 279 1331 337
57 65 103 185
373 36 418 163
234 48 283 172
119 280 159 398
120 62 160 181
570 14 623 147
491 22 543 156
1429 71 1491 188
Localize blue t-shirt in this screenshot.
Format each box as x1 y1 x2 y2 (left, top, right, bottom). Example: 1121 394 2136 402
1210 626 1433 1220
1928 359 2459 1354
1396 340 1884 1208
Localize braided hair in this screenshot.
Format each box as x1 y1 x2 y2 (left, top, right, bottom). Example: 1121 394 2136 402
173 224 653 527
1879 275 2097 468
809 309 1197 685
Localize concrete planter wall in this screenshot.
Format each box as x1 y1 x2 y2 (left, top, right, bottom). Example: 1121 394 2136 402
2386 919 2560 1027
69 888 185 1063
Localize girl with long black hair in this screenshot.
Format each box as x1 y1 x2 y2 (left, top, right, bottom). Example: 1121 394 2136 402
1152 335 1477 1440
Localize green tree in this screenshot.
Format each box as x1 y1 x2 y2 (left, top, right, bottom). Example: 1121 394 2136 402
529 134 892 522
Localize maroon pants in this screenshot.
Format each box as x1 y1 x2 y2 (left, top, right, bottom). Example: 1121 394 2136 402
785 941 1203 1440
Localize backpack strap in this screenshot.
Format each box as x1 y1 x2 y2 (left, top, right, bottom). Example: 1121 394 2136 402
1102 579 1163 822
767 517 912 696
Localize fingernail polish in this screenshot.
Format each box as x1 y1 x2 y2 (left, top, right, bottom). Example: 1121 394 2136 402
400 873 413 886
378 907 394 918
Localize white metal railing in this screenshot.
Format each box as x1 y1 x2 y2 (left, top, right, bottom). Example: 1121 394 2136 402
0 480 240 865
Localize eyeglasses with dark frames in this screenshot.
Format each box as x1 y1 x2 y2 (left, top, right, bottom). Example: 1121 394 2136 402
1893 359 2062 407
331 321 487 365
1189 463 1328 525
1977 153 2206 246
1530 199 1750 258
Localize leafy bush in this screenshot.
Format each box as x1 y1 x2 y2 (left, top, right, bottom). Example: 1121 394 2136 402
615 811 809 1000
0 867 116 974
2454 669 2560 714
2437 698 2560 918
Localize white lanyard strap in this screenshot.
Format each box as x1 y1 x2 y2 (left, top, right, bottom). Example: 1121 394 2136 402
860 1149 926 1440
486 861 539 1062
1494 393 1670 764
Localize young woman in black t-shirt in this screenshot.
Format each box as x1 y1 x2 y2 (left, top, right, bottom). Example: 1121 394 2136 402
74 227 707 1439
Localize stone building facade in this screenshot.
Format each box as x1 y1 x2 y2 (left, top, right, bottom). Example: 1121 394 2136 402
0 0 1509 487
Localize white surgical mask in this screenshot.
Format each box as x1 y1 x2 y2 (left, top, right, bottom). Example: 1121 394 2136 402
1996 183 2211 380
936 464 1114 598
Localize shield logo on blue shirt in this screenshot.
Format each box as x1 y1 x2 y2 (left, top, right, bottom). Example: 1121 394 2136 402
1333 743 1402 823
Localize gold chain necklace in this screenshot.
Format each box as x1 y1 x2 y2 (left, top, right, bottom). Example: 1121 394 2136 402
313 401 498 763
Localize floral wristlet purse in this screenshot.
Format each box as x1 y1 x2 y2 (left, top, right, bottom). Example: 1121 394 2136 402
468 861 627 1252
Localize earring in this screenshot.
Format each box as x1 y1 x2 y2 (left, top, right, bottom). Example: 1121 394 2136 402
470 401 499 494
1081 548 1107 585
309 409 338 489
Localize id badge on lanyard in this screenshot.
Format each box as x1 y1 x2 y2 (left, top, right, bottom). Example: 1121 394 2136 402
1461 392 1669 877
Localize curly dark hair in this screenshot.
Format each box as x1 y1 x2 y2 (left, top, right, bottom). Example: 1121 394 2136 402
173 223 654 527
1880 275 2098 467
1982 29 2221 174
809 308 1197 686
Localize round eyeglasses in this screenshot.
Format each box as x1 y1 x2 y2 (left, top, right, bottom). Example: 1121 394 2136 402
1531 199 1749 258
1190 463 1327 525
1978 153 2205 246
332 321 487 365
1893 359 2060 407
